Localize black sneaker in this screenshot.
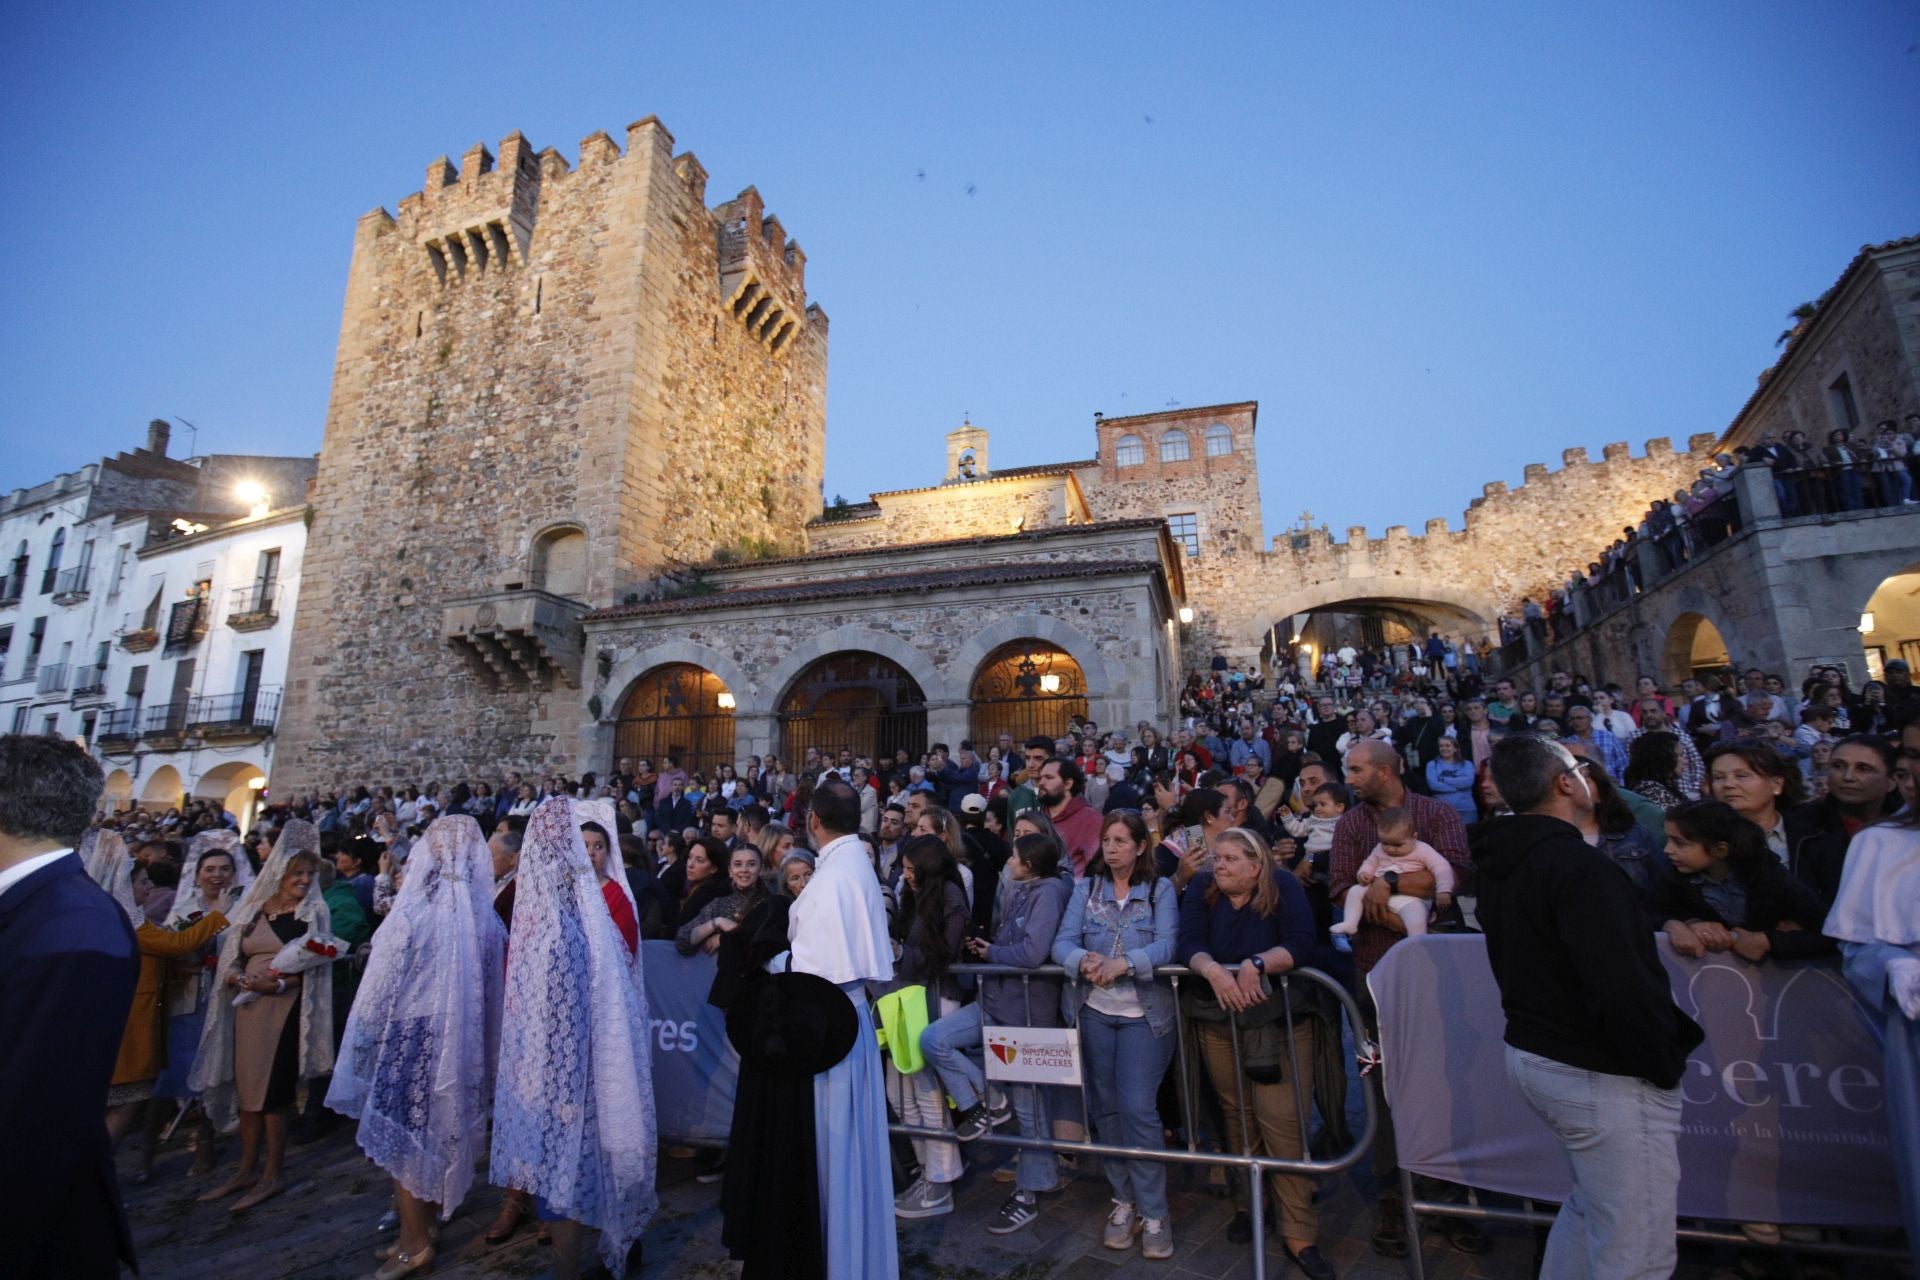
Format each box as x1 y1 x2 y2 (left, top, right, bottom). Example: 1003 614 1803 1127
694 1151 727 1184
1226 1211 1253 1244
986 1191 1039 1235
987 1091 1014 1127
953 1103 993 1143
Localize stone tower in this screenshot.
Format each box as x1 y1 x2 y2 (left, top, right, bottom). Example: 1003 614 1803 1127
275 117 829 790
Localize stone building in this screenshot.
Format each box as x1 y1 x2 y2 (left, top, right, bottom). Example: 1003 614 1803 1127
1502 232 1920 692
0 420 314 827
275 118 829 789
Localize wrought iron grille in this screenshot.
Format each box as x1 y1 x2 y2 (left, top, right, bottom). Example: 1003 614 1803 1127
968 641 1088 745
778 651 927 765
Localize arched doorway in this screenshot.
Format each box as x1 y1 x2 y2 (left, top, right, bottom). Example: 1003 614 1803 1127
614 663 737 778
102 768 133 815
1859 562 1920 681
778 651 927 765
1663 612 1733 686
195 761 267 834
141 764 184 811
969 641 1088 744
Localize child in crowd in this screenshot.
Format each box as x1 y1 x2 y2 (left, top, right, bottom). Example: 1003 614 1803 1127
1278 782 1347 864
1330 807 1455 940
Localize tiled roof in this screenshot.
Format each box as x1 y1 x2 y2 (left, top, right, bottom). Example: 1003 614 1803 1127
1721 232 1920 443
707 517 1171 572
585 558 1161 622
863 461 1093 501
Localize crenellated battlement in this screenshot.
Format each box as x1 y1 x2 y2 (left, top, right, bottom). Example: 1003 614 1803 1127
714 184 813 353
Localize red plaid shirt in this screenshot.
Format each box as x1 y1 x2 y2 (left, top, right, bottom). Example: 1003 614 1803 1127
1329 790 1471 974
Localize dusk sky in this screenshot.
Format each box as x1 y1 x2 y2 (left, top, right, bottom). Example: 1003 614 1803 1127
4 3 1916 541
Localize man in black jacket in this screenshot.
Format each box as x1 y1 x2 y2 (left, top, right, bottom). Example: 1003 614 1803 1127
1473 734 1703 1280
0 735 140 1280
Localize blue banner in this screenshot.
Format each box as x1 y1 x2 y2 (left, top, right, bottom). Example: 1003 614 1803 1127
641 942 739 1145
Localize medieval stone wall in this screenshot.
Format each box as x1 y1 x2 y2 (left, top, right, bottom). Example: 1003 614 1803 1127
806 472 1084 554
275 117 827 790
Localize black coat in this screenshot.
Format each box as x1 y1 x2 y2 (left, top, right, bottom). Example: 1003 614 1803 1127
1783 795 1900 909
1 854 141 1279
1471 814 1703 1088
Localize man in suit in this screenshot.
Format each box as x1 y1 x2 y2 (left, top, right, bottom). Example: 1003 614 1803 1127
0 734 140 1279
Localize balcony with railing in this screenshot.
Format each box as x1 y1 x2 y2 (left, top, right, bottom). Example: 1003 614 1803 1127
52 565 91 604
70 664 107 701
96 706 141 749
226 582 281 631
34 662 69 695
163 595 209 657
142 700 191 745
185 688 280 739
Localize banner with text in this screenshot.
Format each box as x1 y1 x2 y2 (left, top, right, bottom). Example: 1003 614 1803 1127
642 943 739 1145
1368 934 1897 1227
983 1025 1083 1086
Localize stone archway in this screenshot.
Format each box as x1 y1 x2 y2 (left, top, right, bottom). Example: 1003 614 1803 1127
102 768 133 815
1858 558 1920 681
141 764 184 810
949 614 1125 707
761 625 953 711
194 761 267 833
1661 613 1734 687
1249 577 1500 650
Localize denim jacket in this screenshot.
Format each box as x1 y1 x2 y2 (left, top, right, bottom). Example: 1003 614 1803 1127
1052 873 1180 1037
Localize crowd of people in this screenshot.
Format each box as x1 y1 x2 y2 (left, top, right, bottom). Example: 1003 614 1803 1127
4 641 1917 1279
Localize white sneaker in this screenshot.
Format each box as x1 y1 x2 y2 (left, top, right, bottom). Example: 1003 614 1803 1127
1141 1217 1173 1260
1103 1201 1141 1250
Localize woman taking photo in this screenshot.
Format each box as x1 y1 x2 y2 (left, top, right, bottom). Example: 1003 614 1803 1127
1052 812 1181 1260
191 821 335 1213
885 834 971 1221
327 816 506 1280
1178 826 1331 1279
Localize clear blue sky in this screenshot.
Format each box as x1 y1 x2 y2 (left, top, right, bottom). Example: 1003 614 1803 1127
4 2 1916 541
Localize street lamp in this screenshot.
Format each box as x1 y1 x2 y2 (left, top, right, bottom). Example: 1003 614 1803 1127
716 691 737 710
1177 606 1195 625
1859 612 1876 634
236 480 270 518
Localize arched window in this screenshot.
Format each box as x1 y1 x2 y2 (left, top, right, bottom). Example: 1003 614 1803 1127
1205 423 1234 457
969 641 1088 743
531 527 588 598
615 663 737 778
778 651 927 764
1114 434 1145 467
6 541 27 601
1159 430 1191 463
40 529 65 594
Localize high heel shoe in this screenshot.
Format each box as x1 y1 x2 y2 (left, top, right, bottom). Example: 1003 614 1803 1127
373 1243 434 1279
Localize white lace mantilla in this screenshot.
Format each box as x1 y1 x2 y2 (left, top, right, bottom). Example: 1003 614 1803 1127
189 820 334 1128
326 815 505 1214
490 797 657 1271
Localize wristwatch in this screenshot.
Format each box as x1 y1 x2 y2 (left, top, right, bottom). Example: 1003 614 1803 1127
1250 954 1267 975
1382 869 1401 892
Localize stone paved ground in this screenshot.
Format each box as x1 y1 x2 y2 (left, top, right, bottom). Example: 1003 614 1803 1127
115 1115 1901 1280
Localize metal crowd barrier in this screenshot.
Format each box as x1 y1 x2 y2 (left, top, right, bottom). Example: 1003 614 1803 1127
887 961 1377 1280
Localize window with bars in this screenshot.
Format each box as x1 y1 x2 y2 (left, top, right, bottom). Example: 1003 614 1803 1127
1167 512 1200 557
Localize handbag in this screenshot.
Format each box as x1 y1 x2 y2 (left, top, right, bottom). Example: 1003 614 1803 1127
1180 972 1293 1084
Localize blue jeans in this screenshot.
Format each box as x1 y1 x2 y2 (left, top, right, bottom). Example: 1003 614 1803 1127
1080 1007 1176 1221
922 1003 1056 1192
1505 1046 1682 1280
922 1004 988 1112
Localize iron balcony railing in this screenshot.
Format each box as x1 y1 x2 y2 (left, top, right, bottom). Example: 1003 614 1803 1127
185 688 281 736
70 664 106 699
226 582 280 626
35 662 69 695
96 706 141 745
53 565 91 598
142 701 190 736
